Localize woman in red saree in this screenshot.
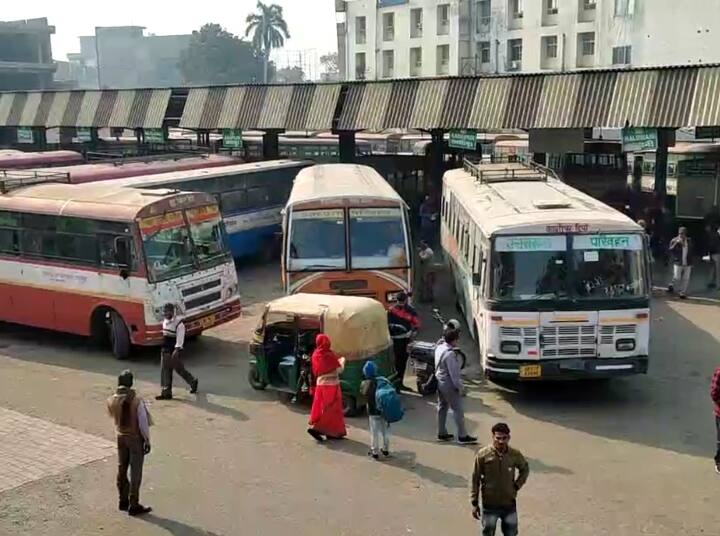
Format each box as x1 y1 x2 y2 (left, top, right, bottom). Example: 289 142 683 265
307 334 347 441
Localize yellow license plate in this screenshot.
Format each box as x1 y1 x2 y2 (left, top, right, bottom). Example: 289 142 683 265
519 365 542 378
199 315 216 329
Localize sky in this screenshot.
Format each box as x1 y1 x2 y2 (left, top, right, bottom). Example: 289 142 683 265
3 0 339 62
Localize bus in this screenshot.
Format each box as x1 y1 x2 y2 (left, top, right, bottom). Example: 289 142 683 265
441 159 650 381
283 164 412 305
0 176 241 359
25 154 241 184
114 160 312 260
0 149 83 169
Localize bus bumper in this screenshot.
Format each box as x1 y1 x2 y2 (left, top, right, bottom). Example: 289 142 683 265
485 356 649 381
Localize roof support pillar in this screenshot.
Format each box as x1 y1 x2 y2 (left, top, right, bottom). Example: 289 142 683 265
654 128 674 200
263 129 283 160
338 131 356 163
429 129 446 193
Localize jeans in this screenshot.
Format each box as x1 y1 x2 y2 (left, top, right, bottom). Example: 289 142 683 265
481 508 519 536
117 435 145 507
368 415 390 455
160 349 196 396
715 416 720 464
437 382 467 438
670 264 692 295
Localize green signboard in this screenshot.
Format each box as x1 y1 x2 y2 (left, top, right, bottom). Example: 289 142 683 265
144 128 165 143
16 127 33 144
696 126 720 139
223 129 243 148
621 127 657 152
76 127 92 143
449 129 477 151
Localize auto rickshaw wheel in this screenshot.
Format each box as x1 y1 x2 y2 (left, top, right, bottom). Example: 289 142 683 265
248 363 267 390
342 392 359 417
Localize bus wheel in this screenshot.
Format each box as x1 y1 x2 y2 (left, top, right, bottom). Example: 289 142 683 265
248 363 267 390
342 393 359 417
108 311 131 360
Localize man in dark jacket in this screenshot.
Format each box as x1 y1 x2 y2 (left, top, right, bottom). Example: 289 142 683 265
711 365 720 474
387 292 420 391
668 227 694 298
471 422 530 536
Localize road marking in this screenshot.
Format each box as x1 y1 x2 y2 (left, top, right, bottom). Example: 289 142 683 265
0 407 115 494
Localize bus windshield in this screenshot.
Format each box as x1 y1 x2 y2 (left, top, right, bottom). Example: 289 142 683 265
491 234 647 301
140 206 230 282
288 209 346 271
349 208 408 269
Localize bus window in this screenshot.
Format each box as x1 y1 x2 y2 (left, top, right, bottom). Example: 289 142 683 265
247 187 271 209
56 233 98 265
288 209 346 270
140 211 195 282
572 234 646 298
187 206 227 262
220 190 248 214
349 208 408 269
99 234 137 270
0 228 19 255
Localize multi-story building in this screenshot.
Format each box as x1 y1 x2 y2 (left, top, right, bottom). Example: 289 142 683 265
336 0 720 80
0 18 56 90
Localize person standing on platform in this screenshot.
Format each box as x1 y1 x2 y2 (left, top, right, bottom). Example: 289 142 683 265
156 303 198 400
387 292 420 391
668 227 695 299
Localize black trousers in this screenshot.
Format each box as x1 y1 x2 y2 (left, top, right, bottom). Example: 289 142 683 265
393 338 410 386
160 349 196 396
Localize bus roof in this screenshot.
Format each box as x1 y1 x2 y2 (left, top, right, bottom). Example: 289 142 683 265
444 162 640 236
286 164 405 208
0 182 216 222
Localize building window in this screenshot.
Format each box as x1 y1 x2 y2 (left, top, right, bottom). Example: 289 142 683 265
614 0 635 16
437 4 450 35
508 38 522 70
355 52 366 79
509 0 523 18
544 35 558 58
546 0 558 14
437 44 450 75
356 17 366 45
476 0 491 30
478 41 491 64
584 0 597 9
410 47 422 77
411 8 423 38
612 45 632 65
383 12 395 41
579 32 595 56
382 50 394 78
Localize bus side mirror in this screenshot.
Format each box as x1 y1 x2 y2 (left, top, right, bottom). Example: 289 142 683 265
472 273 482 286
114 236 131 277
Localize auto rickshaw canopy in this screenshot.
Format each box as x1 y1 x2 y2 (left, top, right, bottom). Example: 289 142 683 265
261 293 392 361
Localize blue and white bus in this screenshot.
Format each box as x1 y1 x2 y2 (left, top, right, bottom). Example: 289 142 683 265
116 160 312 259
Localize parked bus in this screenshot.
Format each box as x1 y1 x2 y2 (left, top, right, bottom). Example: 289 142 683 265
283 164 412 305
0 175 241 359
114 160 312 259
0 149 83 169
441 159 650 381
25 154 241 184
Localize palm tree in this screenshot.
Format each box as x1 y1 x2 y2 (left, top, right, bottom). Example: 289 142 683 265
245 1 290 83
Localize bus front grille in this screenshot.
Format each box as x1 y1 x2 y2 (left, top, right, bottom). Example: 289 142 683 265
599 324 637 345
541 325 596 359
184 291 222 310
182 279 221 297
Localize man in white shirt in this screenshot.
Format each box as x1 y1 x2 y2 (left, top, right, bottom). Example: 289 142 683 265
668 227 694 299
418 240 436 302
156 303 198 400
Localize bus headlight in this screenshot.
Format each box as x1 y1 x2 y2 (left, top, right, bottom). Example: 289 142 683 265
153 307 165 321
500 341 521 354
226 283 238 298
616 339 635 352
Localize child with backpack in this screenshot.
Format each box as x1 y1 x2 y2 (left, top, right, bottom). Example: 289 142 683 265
361 360 403 460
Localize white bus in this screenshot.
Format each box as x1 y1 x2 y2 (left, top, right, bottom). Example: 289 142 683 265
441 160 650 381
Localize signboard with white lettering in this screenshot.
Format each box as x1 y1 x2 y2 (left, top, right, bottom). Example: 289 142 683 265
377 0 408 6
223 130 243 148
76 127 92 143
622 128 657 152
16 127 33 144
573 234 643 250
495 235 566 252
144 128 165 143
449 129 477 151
696 126 720 139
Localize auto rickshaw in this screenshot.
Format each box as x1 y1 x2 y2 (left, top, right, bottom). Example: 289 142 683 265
247 293 396 416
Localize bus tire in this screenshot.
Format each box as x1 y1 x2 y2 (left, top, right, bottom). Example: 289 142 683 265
248 363 267 390
109 311 131 360
342 392 359 417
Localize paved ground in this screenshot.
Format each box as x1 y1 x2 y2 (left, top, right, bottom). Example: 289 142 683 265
0 263 719 535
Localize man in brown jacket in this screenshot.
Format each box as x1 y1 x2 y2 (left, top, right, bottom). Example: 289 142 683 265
107 370 153 516
471 422 530 536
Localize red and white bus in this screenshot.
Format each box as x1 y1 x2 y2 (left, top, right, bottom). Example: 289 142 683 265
0 177 241 358
0 149 83 169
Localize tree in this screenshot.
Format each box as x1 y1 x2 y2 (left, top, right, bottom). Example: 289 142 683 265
320 52 340 82
245 2 290 83
274 66 305 83
179 23 263 85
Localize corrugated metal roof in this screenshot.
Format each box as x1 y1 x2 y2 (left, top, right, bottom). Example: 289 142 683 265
19 92 42 126
0 93 13 125
216 86 246 129
75 90 102 127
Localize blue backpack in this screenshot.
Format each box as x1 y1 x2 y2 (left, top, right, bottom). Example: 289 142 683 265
375 377 404 423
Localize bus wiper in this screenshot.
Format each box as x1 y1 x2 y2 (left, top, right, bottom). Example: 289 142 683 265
296 264 339 271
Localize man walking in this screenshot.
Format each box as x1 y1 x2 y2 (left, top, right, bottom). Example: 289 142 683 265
417 240 436 303
471 423 530 536
668 226 695 299
107 370 152 516
435 323 477 444
387 292 420 391
711 364 720 474
156 303 198 400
